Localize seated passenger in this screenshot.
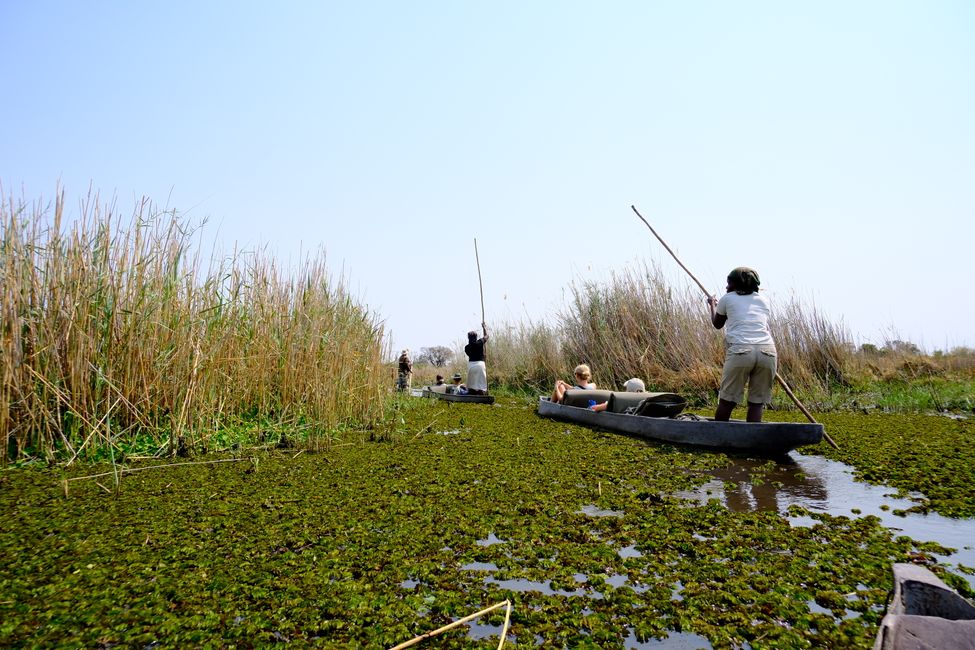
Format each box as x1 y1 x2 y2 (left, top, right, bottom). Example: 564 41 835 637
446 372 468 395
551 364 596 403
591 377 646 411
623 377 646 392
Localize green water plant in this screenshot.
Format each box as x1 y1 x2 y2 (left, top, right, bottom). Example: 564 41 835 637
2 397 970 648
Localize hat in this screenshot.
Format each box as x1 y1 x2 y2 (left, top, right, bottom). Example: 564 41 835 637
623 378 645 392
452 373 462 381
467 330 477 339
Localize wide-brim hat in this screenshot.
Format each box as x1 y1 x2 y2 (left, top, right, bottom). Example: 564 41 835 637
452 373 462 380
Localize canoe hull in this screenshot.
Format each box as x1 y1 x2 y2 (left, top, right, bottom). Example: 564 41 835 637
537 397 822 454
874 563 975 650
422 386 495 404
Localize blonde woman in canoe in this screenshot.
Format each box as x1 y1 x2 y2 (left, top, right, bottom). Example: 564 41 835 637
551 364 596 404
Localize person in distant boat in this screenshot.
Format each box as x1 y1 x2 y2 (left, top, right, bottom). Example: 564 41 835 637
707 267 776 423
446 372 468 395
590 376 646 412
434 374 445 386
464 324 490 395
396 349 412 392
551 364 596 404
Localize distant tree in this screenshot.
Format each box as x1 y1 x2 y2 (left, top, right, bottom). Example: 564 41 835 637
417 346 453 367
883 340 921 355
859 343 882 356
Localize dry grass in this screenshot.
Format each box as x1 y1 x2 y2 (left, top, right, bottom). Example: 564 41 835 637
478 263 971 410
1 189 388 464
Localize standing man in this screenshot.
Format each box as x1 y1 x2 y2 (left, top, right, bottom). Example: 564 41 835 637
707 267 777 423
464 324 489 395
396 349 412 392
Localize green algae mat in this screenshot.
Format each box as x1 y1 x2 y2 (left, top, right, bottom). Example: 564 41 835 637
2 397 973 648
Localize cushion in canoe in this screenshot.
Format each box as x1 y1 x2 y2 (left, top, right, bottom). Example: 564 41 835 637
562 389 687 417
625 392 687 417
563 389 614 408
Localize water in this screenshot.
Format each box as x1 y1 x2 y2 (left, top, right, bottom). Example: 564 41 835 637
456 452 975 648
673 451 975 590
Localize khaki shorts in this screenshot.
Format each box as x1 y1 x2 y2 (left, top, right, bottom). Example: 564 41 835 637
718 344 777 405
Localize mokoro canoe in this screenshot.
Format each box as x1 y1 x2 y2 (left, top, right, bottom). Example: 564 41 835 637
537 396 823 454
422 385 495 404
873 563 975 650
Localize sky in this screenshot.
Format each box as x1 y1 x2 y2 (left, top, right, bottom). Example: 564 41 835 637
3 1 973 356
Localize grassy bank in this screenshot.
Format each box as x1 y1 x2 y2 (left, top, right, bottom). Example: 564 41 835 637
1 191 389 465
2 396 972 648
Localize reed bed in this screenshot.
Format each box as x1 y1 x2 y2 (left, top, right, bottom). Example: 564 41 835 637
478 262 970 411
1 190 388 465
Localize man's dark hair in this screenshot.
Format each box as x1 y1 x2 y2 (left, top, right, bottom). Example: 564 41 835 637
728 267 760 294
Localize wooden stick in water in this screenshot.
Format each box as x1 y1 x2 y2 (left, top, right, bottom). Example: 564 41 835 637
389 600 512 650
775 373 839 449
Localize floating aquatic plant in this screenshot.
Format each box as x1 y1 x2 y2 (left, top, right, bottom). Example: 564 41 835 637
0 397 971 648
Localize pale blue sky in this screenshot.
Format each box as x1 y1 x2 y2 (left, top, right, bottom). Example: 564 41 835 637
3 1 973 354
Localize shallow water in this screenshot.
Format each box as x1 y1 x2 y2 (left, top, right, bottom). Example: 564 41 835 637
463 451 974 649
673 451 975 590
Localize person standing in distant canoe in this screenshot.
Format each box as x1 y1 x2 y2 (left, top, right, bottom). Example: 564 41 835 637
464 324 489 395
396 349 413 392
707 267 777 423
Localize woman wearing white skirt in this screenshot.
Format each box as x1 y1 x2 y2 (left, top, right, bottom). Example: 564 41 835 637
464 324 490 395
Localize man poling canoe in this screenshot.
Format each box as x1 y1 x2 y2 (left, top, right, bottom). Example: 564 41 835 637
467 238 490 396
707 267 776 423
629 205 839 449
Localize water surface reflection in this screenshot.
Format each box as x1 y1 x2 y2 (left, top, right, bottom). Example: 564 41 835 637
674 452 975 589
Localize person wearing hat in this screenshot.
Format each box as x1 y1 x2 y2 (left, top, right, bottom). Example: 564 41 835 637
396 349 412 392
446 372 468 395
463 323 490 395
707 267 776 423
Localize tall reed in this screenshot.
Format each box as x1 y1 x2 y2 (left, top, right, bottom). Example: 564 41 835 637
1 189 388 464
481 263 860 404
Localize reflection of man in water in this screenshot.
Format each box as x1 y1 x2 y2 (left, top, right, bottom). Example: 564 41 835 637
710 457 828 512
714 463 780 512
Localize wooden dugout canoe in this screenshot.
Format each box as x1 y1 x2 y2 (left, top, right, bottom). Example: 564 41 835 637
873 563 975 650
537 389 823 454
421 385 495 404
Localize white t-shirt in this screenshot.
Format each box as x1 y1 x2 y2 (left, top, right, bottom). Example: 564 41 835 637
716 292 774 345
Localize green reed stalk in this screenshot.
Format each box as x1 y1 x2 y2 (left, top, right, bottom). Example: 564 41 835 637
0 188 389 465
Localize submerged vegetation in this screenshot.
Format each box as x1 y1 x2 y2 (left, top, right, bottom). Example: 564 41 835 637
1 396 972 648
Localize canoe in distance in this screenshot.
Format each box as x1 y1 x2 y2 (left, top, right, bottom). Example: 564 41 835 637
421 385 495 405
537 396 823 454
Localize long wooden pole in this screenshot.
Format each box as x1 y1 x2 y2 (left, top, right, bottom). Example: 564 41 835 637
389 600 511 650
474 238 486 327
630 205 839 450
